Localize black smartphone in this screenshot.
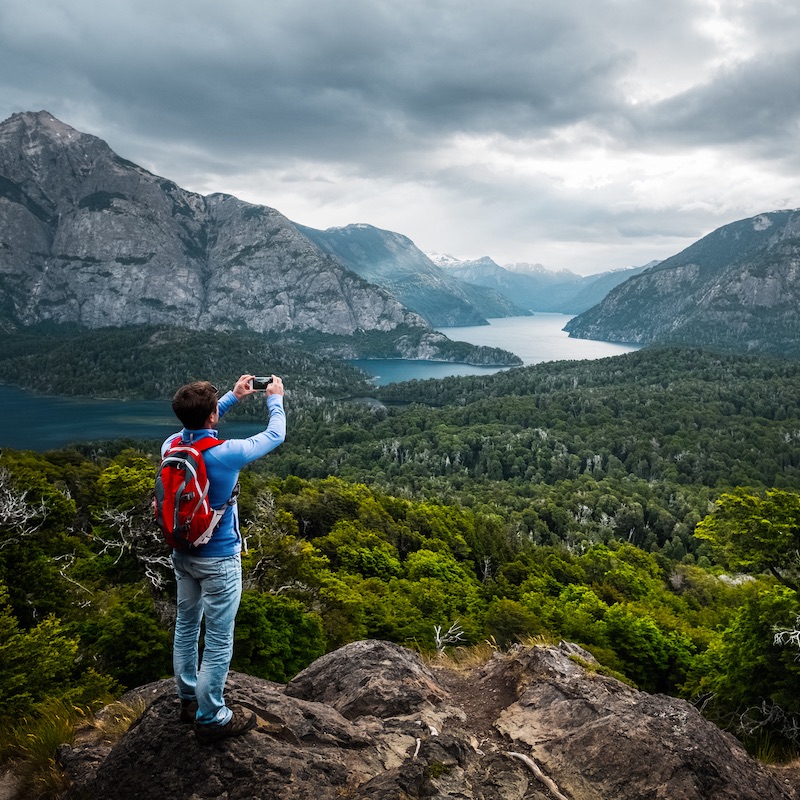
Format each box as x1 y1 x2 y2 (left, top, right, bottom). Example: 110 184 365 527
251 376 274 390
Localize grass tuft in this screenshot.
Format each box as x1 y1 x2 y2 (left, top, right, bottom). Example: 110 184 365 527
1 698 84 799
568 654 636 687
85 697 147 745
425 638 499 670
0 696 145 799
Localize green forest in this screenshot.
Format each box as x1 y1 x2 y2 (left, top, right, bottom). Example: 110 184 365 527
0 323 518 402
1 340 800 795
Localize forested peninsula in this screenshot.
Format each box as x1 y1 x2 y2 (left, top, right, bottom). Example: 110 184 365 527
2 345 800 796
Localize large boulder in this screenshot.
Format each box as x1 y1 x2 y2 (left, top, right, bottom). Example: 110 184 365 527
493 644 791 800
60 640 794 800
284 639 449 720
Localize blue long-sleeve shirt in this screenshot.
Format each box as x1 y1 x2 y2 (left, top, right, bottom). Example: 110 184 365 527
161 391 286 557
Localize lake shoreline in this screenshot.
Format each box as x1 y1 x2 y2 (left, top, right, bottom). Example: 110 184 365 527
353 314 641 385
1 315 641 449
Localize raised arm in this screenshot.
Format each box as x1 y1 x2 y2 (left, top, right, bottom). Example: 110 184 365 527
216 375 286 467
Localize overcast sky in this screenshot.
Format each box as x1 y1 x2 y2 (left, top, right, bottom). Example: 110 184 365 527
2 0 799 274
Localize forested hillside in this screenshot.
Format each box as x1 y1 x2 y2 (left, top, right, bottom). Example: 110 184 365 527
0 323 519 403
2 346 799 795
265 347 800 551
0 324 373 402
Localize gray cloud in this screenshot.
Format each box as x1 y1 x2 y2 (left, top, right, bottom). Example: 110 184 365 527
1 0 798 271
631 52 800 154
0 1 636 157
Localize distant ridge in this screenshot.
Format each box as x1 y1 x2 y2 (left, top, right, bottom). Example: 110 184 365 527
565 210 800 359
433 254 649 314
297 223 529 326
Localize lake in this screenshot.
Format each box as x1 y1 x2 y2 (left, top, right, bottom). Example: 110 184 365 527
0 386 272 451
352 313 640 385
0 314 639 450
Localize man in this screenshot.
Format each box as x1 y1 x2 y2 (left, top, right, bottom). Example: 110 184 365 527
163 373 285 742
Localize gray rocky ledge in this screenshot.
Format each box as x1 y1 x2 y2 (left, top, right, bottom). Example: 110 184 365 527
60 639 798 800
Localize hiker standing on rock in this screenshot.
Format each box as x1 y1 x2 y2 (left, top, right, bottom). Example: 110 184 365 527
157 374 285 742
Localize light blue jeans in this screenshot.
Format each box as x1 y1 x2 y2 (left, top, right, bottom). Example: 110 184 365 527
172 551 242 726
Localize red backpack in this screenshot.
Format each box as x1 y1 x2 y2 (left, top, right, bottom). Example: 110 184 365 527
154 437 230 550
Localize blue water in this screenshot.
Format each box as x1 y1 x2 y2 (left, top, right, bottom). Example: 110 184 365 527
441 314 639 364
0 386 268 451
349 360 506 385
352 314 640 385
0 314 639 450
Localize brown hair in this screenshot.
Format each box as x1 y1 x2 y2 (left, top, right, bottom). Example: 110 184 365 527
171 381 218 429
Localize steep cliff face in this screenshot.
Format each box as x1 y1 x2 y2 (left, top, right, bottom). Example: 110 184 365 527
60 640 796 800
297 223 528 326
0 112 425 336
565 211 800 357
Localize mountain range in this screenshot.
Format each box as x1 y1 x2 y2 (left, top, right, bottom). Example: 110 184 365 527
4 111 799 365
430 254 652 314
296 223 528 326
0 111 646 343
0 112 431 338
565 210 800 359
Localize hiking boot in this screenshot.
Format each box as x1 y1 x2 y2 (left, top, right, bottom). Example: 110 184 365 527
180 698 198 724
194 706 256 743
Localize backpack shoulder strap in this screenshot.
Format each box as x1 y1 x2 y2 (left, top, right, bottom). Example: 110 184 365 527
192 437 226 452
166 436 226 454
176 437 237 508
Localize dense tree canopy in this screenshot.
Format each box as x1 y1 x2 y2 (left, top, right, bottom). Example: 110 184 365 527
695 489 800 591
1 344 799 760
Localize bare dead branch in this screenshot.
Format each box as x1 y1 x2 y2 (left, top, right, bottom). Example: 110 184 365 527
0 468 49 547
774 614 800 657
434 619 464 655
95 505 173 592
505 751 571 800
736 701 800 745
53 553 94 597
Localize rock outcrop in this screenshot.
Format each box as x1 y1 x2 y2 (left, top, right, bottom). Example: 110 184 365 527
59 640 796 800
0 111 425 336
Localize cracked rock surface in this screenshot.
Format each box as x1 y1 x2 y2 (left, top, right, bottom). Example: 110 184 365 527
60 640 794 800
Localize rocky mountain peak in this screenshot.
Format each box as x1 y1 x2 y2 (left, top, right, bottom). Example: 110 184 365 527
468 256 502 270
565 209 800 358
0 110 116 188
505 262 554 276
0 111 425 336
426 251 463 268
59 640 796 800
1 110 85 145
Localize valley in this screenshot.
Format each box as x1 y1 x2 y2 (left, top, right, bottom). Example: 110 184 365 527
1 109 800 796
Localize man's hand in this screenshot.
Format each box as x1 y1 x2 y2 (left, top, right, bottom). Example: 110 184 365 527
266 375 285 397
232 374 257 401
232 374 284 400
